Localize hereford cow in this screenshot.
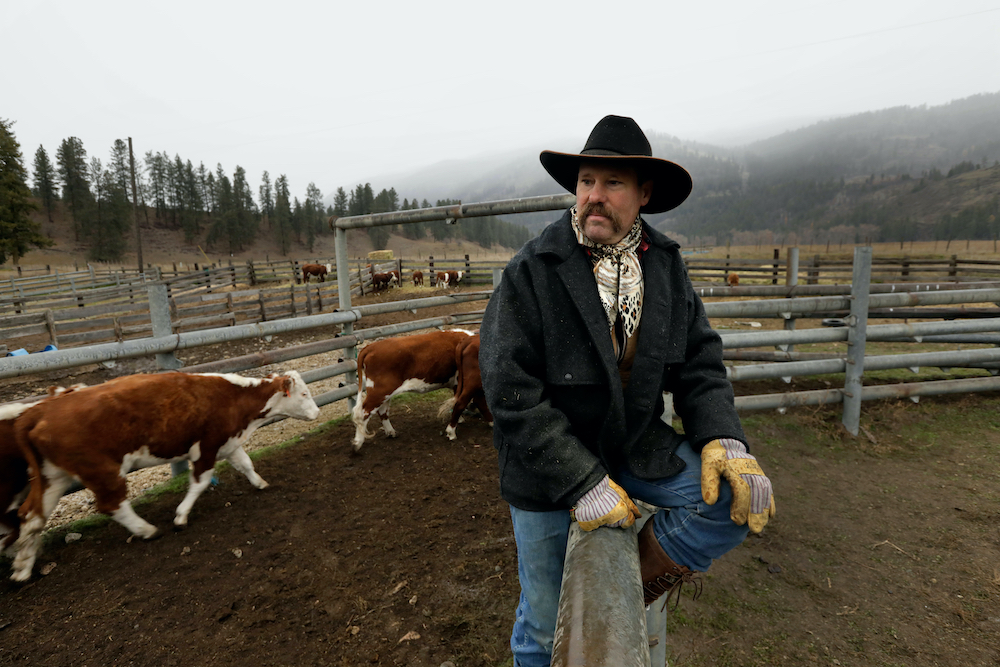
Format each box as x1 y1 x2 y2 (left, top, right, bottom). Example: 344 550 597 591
437 335 493 441
388 269 401 287
412 270 424 287
302 263 329 283
10 371 319 582
0 403 32 556
726 272 740 287
0 385 84 555
435 269 464 288
351 329 475 452
372 272 392 291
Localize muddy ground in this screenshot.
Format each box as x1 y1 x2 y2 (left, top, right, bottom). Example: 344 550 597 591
1 286 999 666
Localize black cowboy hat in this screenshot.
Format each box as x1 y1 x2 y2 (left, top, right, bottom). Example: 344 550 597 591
539 115 692 214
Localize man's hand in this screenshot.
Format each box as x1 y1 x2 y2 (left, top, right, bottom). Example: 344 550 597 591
701 438 776 533
571 476 641 531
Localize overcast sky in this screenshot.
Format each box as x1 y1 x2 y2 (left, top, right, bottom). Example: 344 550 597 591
5 0 999 202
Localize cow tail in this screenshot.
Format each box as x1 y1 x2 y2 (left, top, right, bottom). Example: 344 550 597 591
13 415 45 523
351 350 372 435
438 339 465 420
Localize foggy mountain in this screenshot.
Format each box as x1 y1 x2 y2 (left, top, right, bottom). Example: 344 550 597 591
341 91 1000 244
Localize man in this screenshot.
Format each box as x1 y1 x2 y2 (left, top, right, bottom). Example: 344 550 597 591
479 115 775 667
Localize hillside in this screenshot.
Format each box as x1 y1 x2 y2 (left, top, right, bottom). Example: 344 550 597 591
11 203 514 272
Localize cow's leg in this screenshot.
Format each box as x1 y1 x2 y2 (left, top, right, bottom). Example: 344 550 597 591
446 393 473 441
473 393 494 425
88 470 159 540
351 387 377 451
1 484 30 554
111 500 159 539
376 401 396 438
173 466 215 528
10 464 75 581
10 511 45 582
226 447 267 490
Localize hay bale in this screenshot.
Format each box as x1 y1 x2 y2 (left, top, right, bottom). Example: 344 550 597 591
367 250 394 261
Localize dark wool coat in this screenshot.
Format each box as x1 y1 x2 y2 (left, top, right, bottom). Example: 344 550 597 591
479 210 746 512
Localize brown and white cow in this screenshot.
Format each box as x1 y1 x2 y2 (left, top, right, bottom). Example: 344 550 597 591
412 270 424 287
388 269 401 288
0 403 33 556
435 269 464 288
10 371 319 582
726 272 740 287
0 385 85 555
351 329 475 451
302 263 331 283
437 335 493 441
372 272 393 291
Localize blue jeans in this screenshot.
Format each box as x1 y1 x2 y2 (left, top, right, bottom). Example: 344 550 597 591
507 441 749 667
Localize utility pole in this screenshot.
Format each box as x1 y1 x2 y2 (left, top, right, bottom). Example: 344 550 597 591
128 137 144 273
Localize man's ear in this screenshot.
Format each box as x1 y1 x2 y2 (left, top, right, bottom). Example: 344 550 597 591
640 180 653 207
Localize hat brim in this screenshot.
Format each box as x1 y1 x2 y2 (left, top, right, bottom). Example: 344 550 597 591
539 150 692 214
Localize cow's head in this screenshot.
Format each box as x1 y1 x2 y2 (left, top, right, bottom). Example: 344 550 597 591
267 370 320 420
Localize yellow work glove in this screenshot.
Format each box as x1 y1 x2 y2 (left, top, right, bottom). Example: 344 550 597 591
701 438 776 533
571 475 641 531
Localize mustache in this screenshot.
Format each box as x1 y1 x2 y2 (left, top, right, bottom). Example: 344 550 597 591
580 203 624 233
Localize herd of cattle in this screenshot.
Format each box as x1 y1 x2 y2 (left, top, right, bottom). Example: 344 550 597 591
372 268 464 292
0 327 491 583
302 264 465 292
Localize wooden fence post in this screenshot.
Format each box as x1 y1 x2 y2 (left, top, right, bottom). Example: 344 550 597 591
901 256 910 282
429 256 435 285
44 309 58 345
247 260 257 286
771 248 780 285
290 283 297 317
949 255 958 281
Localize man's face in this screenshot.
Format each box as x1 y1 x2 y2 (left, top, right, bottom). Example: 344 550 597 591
575 162 652 245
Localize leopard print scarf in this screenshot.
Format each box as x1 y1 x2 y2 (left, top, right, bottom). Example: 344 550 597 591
571 206 644 354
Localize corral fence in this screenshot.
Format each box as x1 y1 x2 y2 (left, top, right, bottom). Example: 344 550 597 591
685 251 1000 285
4 194 1000 665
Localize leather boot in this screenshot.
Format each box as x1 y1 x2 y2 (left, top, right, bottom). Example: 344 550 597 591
637 517 702 608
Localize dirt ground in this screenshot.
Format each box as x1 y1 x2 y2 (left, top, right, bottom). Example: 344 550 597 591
1 288 1000 666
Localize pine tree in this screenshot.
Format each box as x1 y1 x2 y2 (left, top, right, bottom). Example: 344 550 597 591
55 136 91 240
259 171 274 229
303 183 324 252
232 165 257 251
291 197 304 244
31 144 58 222
82 157 130 262
332 186 348 217
0 119 53 264
273 175 292 255
109 139 131 197
144 151 168 221
207 164 235 252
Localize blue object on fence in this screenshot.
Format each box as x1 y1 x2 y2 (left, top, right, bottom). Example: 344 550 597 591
41 344 58 352
7 348 28 356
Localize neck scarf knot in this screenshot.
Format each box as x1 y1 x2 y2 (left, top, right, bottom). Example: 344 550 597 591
571 205 644 345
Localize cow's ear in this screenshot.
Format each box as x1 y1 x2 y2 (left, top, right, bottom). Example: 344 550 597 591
282 377 292 397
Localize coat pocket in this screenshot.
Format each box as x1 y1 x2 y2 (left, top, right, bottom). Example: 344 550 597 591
628 418 686 480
